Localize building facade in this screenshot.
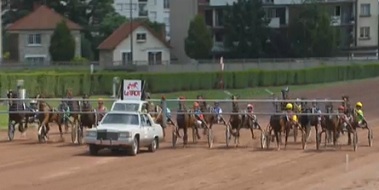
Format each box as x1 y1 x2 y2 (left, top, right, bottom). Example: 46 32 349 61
170 0 378 63
113 0 170 40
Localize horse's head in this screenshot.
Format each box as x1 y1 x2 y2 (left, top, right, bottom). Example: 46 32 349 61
7 90 17 106
325 103 333 113
281 87 289 100
231 95 239 112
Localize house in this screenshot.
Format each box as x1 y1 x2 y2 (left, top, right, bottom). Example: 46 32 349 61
113 0 171 40
6 5 82 64
170 0 378 62
97 21 170 66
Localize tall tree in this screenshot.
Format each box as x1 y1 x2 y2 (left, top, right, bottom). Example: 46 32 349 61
288 1 336 57
184 14 213 60
223 0 269 58
49 21 76 62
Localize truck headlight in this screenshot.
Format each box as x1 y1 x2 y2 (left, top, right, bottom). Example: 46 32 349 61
86 131 97 137
119 132 131 138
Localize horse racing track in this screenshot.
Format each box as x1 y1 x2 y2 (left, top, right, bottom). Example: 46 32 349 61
1 78 379 190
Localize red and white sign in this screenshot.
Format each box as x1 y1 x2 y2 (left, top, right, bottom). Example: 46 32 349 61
123 80 142 100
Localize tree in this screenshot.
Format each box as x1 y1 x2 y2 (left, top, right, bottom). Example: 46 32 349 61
223 0 269 58
288 1 336 57
184 14 213 60
49 21 76 62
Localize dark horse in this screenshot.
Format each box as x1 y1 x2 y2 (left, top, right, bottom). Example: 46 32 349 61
35 94 64 142
228 95 255 147
7 90 28 140
65 89 80 133
80 95 96 129
299 101 319 148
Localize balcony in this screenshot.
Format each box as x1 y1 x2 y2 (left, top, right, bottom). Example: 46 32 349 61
210 0 237 6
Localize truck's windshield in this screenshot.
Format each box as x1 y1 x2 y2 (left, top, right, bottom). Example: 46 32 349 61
101 113 139 125
112 103 139 112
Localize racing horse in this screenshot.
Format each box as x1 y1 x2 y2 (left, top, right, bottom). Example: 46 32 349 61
196 95 217 135
65 89 80 133
266 100 287 150
228 95 256 147
175 98 201 147
299 101 320 149
35 94 64 142
321 103 341 147
80 95 96 129
6 90 28 140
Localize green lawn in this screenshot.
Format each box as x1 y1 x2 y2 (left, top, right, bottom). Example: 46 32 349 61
0 78 367 129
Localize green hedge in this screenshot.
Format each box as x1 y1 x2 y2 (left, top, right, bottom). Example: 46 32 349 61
1 64 379 97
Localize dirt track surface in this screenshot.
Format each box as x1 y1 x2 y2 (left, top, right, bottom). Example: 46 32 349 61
1 78 379 190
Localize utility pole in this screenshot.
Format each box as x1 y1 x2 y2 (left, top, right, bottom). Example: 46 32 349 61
129 0 134 65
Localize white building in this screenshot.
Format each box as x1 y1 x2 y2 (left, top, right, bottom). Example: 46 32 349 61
97 22 171 67
113 0 170 40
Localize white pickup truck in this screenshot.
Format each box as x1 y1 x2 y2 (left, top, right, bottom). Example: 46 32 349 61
84 111 164 156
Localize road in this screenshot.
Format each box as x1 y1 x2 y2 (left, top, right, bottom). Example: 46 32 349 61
0 78 379 190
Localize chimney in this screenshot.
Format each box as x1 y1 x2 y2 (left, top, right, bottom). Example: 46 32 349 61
33 1 41 10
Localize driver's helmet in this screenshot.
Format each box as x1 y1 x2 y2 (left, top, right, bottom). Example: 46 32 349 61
30 99 37 105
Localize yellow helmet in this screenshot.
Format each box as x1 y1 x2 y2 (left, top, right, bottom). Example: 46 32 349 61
285 103 293 110
356 102 363 108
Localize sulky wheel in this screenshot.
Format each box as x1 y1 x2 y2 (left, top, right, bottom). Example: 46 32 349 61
225 124 231 148
368 128 373 147
207 128 213 149
316 132 321 150
260 131 267 149
77 124 84 145
71 121 77 144
353 131 358 152
172 131 177 148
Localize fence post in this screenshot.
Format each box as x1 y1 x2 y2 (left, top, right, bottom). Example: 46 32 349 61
161 96 167 129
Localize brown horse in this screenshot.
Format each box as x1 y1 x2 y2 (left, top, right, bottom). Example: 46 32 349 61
321 103 342 147
196 95 217 135
65 89 80 133
35 94 64 142
175 100 200 147
228 95 255 147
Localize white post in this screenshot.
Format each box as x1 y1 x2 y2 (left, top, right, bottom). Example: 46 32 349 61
90 64 94 74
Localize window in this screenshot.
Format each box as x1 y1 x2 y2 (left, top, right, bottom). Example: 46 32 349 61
27 34 41 45
150 11 157 21
136 33 147 42
142 114 152 126
138 0 148 17
25 56 45 65
335 6 341 16
360 4 370 16
121 52 133 65
360 27 370 39
164 0 169 9
148 52 162 65
214 31 223 42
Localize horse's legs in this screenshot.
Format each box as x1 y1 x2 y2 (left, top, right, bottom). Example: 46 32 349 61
275 130 281 150
250 127 255 140
285 125 290 149
347 129 352 145
183 126 188 147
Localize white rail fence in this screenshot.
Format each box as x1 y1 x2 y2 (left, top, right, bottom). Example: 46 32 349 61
0 98 345 116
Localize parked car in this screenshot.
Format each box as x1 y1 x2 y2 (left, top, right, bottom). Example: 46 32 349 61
110 99 149 112
84 111 164 156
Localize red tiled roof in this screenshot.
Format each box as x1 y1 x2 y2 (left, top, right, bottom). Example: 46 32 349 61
97 21 170 50
7 5 82 31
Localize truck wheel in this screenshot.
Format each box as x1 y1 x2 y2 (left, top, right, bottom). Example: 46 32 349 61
148 137 158 152
89 144 99 156
128 137 139 156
